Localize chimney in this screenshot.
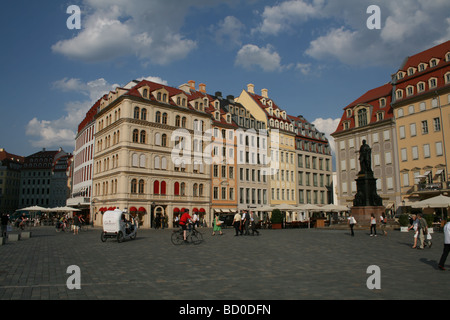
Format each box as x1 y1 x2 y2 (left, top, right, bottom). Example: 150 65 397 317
188 80 196 91
261 88 268 98
247 84 255 94
199 83 206 93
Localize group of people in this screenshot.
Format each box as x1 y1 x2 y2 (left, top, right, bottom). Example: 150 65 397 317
231 210 261 237
347 212 388 237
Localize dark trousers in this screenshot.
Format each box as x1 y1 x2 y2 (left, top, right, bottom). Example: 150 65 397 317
370 224 376 235
439 244 450 267
251 223 259 235
350 224 354 236
234 222 241 236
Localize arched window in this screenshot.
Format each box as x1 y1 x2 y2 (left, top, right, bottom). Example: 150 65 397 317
162 113 168 124
174 182 180 196
132 129 139 143
175 115 181 127
180 182 186 196
141 108 147 121
155 111 161 123
131 179 137 193
161 181 166 195
134 107 140 119
143 89 148 98
155 133 161 146
181 117 187 128
154 181 160 194
357 109 368 127
193 183 198 197
140 130 146 143
154 156 160 169
161 134 167 147
138 179 145 194
199 184 204 197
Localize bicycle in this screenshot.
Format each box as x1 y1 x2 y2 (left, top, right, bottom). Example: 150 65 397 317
171 225 203 245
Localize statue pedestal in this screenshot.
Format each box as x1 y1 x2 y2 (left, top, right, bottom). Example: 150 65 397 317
353 172 383 207
351 206 385 225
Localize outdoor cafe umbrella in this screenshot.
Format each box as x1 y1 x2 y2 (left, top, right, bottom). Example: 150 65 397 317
411 194 450 209
411 194 450 219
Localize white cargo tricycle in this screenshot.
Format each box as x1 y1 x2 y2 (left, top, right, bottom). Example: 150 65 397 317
101 209 137 243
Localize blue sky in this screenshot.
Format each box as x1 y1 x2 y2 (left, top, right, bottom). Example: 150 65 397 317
1 0 449 157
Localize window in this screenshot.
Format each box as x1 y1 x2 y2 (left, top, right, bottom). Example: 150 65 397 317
155 111 161 123
357 109 368 127
140 130 146 143
153 181 160 194
401 148 407 161
410 123 416 137
408 105 415 114
421 120 428 134
403 173 409 186
436 142 443 156
399 126 406 139
397 108 404 117
423 144 430 158
132 129 139 142
134 107 140 119
138 180 145 194
429 78 437 89
412 146 419 160
433 118 441 131
162 113 168 124
141 108 147 121
131 179 137 193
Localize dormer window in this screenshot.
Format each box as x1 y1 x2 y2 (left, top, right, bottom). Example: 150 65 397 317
215 101 219 110
379 98 386 107
417 81 425 92
346 109 352 117
429 77 437 89
376 111 384 121
446 52 450 62
406 85 414 96
396 89 403 100
430 58 438 67
397 71 405 80
268 107 273 116
143 89 148 98
357 108 368 127
215 112 220 121
407 67 416 76
419 63 427 72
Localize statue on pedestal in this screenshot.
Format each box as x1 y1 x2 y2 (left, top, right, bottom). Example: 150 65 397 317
358 140 372 175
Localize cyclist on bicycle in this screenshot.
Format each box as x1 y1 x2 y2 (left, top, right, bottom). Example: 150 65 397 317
179 209 192 242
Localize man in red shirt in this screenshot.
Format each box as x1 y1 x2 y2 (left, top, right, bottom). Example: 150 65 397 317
179 209 192 242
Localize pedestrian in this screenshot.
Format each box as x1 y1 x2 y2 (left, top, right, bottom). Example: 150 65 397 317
348 213 356 236
438 221 450 270
408 214 419 248
380 212 387 236
243 210 250 235
250 211 260 236
370 213 377 237
232 211 242 236
417 214 428 249
73 213 80 235
212 213 223 236
1 213 9 238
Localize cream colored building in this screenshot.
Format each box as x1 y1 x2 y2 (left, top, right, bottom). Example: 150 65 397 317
235 85 297 208
91 80 212 228
391 41 450 204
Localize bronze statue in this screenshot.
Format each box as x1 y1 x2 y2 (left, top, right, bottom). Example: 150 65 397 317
359 140 372 174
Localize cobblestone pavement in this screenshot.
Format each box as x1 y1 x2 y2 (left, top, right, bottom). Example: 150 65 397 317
0 225 449 300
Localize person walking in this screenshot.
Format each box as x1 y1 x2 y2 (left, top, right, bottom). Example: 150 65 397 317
370 214 377 237
438 221 450 270
417 214 428 249
250 211 260 236
348 214 356 236
212 213 223 236
73 213 80 235
380 212 387 236
232 211 242 236
1 213 9 238
408 214 419 248
243 210 250 235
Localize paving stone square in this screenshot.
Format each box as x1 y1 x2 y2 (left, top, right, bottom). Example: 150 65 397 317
0 226 449 300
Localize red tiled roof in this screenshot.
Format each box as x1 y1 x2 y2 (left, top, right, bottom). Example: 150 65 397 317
397 40 450 73
333 83 393 135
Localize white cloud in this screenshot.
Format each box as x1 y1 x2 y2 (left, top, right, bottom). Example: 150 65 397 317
52 0 202 65
311 117 340 155
212 16 246 47
26 77 119 150
235 44 284 72
255 0 324 35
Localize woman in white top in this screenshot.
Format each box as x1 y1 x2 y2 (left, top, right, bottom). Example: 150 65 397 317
370 214 377 237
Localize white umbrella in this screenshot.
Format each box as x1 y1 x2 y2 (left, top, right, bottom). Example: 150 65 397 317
17 205 50 212
411 195 450 208
321 204 350 212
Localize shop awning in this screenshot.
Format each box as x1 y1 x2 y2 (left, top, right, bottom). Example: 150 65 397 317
129 207 137 212
138 207 146 212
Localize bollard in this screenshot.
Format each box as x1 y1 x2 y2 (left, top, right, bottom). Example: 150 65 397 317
21 231 32 239
8 233 20 241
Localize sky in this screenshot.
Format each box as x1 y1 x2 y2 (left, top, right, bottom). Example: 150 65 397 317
0 0 449 158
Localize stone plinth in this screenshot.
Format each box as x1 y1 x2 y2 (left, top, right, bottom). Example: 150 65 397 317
351 206 385 225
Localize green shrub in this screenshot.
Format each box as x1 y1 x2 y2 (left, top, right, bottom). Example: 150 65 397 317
271 209 283 224
398 214 410 227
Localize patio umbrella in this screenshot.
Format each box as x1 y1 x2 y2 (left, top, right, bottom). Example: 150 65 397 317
17 205 49 212
321 204 350 212
411 194 450 208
